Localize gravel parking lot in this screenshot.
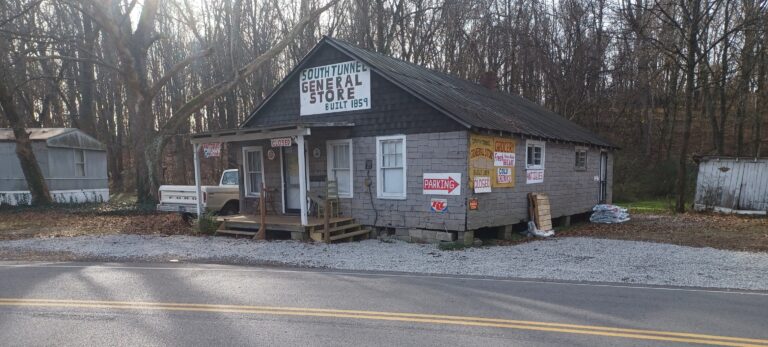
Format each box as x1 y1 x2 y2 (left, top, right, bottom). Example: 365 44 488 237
1 235 766 290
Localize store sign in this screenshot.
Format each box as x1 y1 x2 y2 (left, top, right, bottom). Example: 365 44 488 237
473 176 491 193
497 167 513 184
300 60 371 116
423 173 462 195
494 152 515 167
271 137 292 147
469 198 479 210
202 143 221 158
430 198 448 213
526 169 545 184
469 134 515 189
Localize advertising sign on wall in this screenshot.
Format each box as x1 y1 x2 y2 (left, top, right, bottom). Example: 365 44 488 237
526 169 545 184
299 60 371 116
423 173 462 195
473 176 492 193
430 198 448 213
469 134 516 189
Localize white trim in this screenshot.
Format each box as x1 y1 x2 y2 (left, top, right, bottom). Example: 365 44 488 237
525 140 546 170
376 135 407 200
242 146 265 198
297 135 308 226
279 147 286 214
326 139 354 198
0 189 110 206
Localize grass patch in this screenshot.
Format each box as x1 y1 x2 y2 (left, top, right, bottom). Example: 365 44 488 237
615 199 676 214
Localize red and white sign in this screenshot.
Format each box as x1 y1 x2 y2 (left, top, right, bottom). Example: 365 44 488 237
271 137 292 147
202 143 221 158
473 176 491 193
494 152 515 167
430 198 448 213
422 173 462 195
526 169 544 184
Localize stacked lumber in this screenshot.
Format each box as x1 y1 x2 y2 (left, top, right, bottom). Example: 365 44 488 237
527 193 554 236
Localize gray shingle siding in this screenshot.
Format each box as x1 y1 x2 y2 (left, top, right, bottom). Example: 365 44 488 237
466 139 612 229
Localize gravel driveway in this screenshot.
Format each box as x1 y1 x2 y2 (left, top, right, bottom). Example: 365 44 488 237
1 235 766 290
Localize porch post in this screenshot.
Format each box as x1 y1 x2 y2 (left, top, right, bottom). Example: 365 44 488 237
193 143 203 220
297 135 308 226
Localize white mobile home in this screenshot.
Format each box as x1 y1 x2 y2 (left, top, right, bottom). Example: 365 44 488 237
0 128 109 206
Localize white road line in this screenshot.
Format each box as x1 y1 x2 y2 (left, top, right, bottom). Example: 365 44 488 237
0 262 766 296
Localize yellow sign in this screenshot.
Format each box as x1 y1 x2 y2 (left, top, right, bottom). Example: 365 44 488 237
469 134 516 189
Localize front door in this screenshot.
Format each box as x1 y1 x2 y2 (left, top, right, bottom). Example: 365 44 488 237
283 146 302 213
598 151 608 203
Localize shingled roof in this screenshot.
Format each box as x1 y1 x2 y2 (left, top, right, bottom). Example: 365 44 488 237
245 37 615 148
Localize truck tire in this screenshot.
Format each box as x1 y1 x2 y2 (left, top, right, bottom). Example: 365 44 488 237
218 200 240 216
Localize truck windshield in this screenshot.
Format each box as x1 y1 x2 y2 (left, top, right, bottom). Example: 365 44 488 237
221 171 239 185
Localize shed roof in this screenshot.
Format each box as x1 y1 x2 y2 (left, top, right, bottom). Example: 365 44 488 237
244 37 616 148
0 128 105 150
0 128 74 141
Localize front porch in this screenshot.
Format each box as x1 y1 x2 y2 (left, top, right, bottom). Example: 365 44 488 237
215 214 372 242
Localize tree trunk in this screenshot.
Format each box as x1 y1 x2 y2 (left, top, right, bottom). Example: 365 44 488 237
0 80 53 205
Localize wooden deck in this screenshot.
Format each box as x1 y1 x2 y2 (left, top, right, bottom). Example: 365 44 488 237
214 214 372 242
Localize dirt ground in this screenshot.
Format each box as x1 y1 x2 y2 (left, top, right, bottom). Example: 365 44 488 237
0 208 191 240
558 212 768 252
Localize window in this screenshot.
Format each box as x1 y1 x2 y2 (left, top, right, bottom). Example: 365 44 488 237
242 147 264 196
327 139 353 198
376 135 406 199
575 147 588 170
220 170 239 186
525 140 545 169
74 149 86 176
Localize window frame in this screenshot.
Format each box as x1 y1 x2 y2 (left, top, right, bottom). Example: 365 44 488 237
326 139 354 198
74 149 86 177
242 146 265 197
376 135 407 200
525 140 546 170
574 146 588 171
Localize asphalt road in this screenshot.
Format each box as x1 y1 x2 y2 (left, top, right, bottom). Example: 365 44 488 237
0 262 766 347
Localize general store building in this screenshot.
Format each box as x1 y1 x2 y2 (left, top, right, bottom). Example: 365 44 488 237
191 37 616 242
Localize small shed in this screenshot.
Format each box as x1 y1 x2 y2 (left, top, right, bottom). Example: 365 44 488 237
694 156 768 214
0 128 109 206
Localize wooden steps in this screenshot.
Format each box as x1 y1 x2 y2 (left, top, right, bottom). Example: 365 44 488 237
309 219 372 243
214 215 371 243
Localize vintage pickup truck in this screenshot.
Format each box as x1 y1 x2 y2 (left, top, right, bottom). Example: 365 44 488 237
156 169 240 216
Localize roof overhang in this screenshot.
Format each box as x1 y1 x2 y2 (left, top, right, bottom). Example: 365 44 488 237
190 122 354 145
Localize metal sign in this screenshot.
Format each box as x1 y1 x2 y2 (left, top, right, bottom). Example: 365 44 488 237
299 60 371 116
202 143 221 158
271 137 292 147
430 198 448 213
469 198 479 210
423 173 461 195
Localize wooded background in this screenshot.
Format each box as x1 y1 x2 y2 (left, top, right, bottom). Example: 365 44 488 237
1 0 766 211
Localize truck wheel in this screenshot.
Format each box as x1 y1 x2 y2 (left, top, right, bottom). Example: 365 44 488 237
219 201 239 216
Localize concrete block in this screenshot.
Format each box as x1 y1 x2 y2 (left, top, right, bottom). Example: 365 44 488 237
458 230 474 245
421 230 437 240
291 232 307 241
395 228 410 236
497 225 513 240
408 229 423 239
435 231 455 242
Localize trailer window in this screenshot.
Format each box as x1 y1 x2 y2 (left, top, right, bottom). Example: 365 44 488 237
75 149 86 177
526 140 545 169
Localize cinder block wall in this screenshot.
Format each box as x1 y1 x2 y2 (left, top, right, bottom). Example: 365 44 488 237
466 140 612 230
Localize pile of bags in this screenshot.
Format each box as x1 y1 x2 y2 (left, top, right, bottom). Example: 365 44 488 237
590 204 630 224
